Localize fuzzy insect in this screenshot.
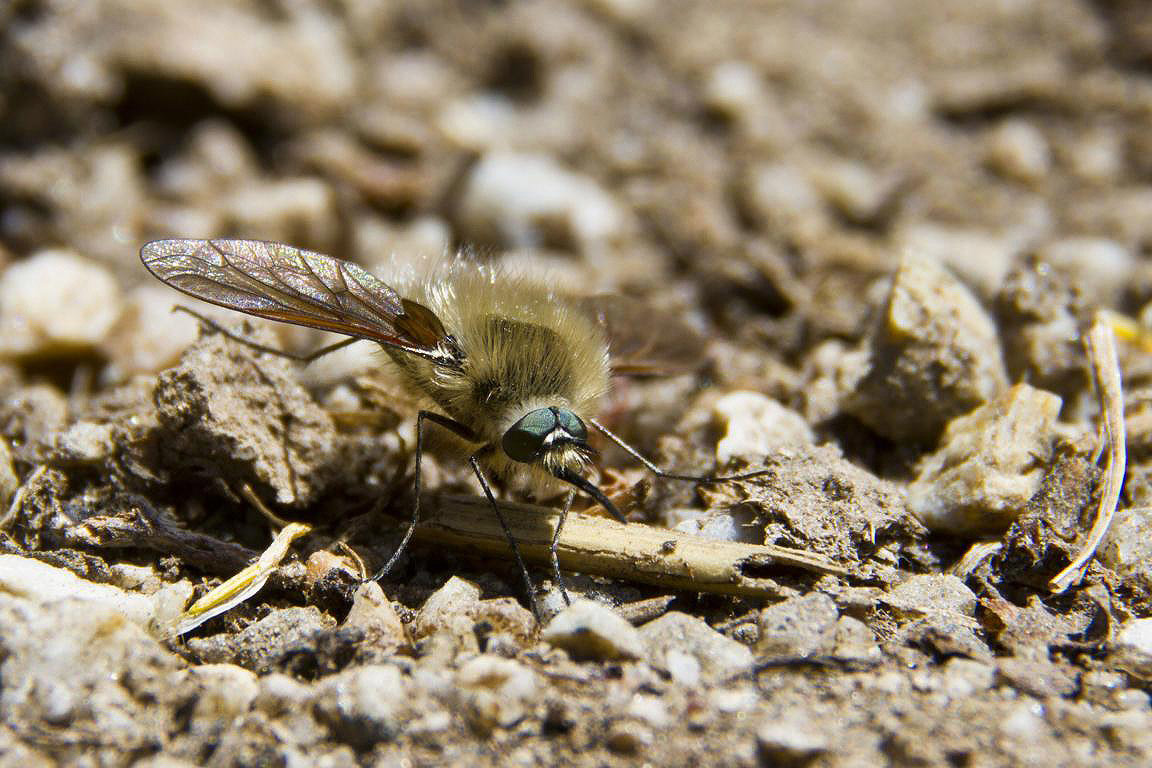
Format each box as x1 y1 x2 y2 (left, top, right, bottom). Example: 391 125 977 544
141 238 764 611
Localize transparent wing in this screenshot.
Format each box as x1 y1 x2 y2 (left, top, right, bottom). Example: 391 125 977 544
578 295 707 376
141 238 459 366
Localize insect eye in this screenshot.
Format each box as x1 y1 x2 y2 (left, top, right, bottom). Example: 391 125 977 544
554 409 587 441
502 408 558 463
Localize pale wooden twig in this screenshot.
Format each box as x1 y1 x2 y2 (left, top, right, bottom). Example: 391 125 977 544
413 494 846 598
1049 316 1125 593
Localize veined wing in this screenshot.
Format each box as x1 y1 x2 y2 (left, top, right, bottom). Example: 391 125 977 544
141 238 461 367
578 295 707 376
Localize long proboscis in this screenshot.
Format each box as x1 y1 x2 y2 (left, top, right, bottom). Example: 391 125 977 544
552 466 627 524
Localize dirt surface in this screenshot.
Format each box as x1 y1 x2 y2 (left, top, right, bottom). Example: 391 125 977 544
3 1 1152 766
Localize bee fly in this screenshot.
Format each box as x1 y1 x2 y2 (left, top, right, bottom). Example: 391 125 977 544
141 238 767 612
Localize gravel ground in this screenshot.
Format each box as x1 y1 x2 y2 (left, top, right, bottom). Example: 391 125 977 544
3 1 1152 766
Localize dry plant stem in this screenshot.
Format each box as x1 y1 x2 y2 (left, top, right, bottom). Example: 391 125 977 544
1049 316 1126 593
171 521 312 636
238 482 292 529
64 497 260 575
949 541 1003 580
415 494 846 597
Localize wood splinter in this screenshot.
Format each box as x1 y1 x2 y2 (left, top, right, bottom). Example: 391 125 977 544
413 494 847 598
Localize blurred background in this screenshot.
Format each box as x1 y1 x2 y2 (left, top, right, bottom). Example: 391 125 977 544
4 0 1151 386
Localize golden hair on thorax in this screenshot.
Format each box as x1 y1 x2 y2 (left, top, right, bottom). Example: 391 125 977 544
391 256 610 488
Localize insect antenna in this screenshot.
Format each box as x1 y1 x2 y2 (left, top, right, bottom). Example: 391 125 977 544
588 417 774 483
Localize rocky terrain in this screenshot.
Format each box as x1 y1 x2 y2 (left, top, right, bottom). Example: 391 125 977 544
3 1 1152 765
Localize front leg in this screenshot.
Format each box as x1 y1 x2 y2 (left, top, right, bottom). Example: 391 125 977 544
467 454 544 619
367 410 478 582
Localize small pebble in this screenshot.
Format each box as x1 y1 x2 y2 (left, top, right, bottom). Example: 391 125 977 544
625 694 669 728
54 421 117 463
639 611 753 683
542 599 644 661
1038 237 1134 306
895 223 1019 299
342 581 408 652
940 658 996 699
664 650 701 687
222 176 339 248
713 391 814 465
702 61 764 124
455 655 539 730
846 253 1008 442
102 286 200 377
832 616 882 664
881 574 978 619
1117 618 1152 657
184 664 259 720
313 665 405 748
756 715 829 764
254 673 314 717
757 593 839 658
0 249 122 357
605 720 653 754
412 576 483 642
908 384 1062 535
455 151 625 252
986 119 1051 183
809 159 897 225
1100 506 1152 577
0 438 18 510
741 163 824 233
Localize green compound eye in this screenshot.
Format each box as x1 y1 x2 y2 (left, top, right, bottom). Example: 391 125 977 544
502 408 558 462
501 407 589 463
555 408 587 441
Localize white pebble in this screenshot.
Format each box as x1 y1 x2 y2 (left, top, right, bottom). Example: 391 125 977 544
0 249 122 356
1038 237 1134 305
456 152 626 252
894 224 1018 298
703 62 763 124
1118 618 1152 656
456 655 539 729
1101 507 1152 576
713 391 814 465
625 694 669 728
541 599 644 660
986 120 1051 183
184 664 259 720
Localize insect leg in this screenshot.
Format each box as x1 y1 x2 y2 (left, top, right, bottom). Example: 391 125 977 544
468 455 542 619
550 490 577 606
174 305 361 363
589 417 772 483
368 410 477 582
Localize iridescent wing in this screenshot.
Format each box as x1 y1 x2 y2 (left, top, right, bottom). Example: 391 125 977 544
578 295 707 376
141 238 461 367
